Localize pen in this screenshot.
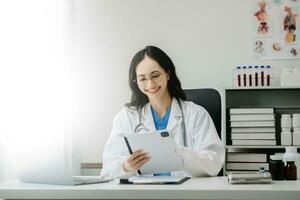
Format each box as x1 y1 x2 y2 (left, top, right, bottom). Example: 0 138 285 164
124 137 142 175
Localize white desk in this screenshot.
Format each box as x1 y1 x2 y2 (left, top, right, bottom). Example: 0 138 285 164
0 177 300 200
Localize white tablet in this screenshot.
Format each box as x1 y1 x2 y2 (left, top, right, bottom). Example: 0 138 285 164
124 132 183 175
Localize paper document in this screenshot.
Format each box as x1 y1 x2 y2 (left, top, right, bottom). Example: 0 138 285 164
128 175 190 184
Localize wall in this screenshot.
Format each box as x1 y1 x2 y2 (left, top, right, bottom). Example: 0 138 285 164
71 0 300 163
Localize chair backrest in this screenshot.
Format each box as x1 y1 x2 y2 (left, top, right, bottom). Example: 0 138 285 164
184 88 223 176
184 88 221 139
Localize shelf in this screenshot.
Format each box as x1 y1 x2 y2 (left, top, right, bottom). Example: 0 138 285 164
224 87 300 173
275 106 300 109
224 86 300 90
226 145 300 149
227 106 300 109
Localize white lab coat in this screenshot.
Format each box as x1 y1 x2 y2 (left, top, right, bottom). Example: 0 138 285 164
100 98 225 178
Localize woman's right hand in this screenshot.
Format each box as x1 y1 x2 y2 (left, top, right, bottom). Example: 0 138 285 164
122 149 151 172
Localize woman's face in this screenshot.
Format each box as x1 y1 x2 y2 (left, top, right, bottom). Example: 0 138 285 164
135 55 170 101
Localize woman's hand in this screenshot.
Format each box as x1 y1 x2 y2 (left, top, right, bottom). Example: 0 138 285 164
122 149 151 172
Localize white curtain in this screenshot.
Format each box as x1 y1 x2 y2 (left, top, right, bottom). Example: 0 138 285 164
0 0 79 182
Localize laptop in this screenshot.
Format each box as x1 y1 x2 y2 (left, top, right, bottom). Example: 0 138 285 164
11 137 112 185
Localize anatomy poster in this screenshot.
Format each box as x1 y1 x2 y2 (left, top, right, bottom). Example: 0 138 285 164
252 0 300 59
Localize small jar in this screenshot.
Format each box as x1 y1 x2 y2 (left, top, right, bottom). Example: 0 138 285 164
285 160 297 180
281 131 292 145
283 147 300 179
269 155 284 180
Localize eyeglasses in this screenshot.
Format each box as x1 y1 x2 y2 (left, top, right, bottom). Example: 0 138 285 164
134 72 163 86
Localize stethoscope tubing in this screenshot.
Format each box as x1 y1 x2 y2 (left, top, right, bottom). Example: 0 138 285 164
135 98 187 147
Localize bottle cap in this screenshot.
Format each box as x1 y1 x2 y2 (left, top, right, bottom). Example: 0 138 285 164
285 146 297 154
255 65 259 68
275 152 284 156
248 66 253 68
267 65 271 68
281 114 291 118
243 66 247 69
283 153 299 162
270 154 282 160
284 153 300 161
260 65 265 68
237 66 241 69
292 113 300 118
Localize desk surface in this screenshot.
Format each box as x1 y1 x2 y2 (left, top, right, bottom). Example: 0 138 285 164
1 177 300 200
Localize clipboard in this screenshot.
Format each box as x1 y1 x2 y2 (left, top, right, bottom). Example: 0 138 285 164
124 132 183 175
119 176 190 185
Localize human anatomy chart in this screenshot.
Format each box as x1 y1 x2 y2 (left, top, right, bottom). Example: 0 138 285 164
252 0 299 59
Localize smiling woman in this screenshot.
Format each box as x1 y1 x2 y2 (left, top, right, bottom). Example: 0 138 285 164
100 46 225 178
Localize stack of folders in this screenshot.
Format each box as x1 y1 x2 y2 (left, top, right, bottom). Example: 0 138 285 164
226 153 269 173
230 108 276 146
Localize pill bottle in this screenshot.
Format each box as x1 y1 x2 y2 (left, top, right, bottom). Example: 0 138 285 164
285 160 297 180
282 147 300 179
269 154 284 180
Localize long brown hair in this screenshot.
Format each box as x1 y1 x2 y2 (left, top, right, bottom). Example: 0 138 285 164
126 46 186 109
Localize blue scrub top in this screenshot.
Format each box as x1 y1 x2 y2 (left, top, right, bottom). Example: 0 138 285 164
151 106 171 176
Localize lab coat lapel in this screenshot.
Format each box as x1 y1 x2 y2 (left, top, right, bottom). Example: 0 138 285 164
141 103 156 131
167 98 182 133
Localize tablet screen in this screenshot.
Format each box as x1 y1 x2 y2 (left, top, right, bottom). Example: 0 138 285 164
124 133 183 175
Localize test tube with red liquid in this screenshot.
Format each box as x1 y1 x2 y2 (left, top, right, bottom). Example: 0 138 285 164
260 65 265 86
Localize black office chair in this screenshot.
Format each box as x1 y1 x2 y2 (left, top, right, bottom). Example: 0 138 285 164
184 88 223 176
184 88 221 139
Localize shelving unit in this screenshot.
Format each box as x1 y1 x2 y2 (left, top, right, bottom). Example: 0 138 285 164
226 145 300 149
224 87 300 174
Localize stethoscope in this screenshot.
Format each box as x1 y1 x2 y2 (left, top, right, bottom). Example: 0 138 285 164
134 98 188 147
